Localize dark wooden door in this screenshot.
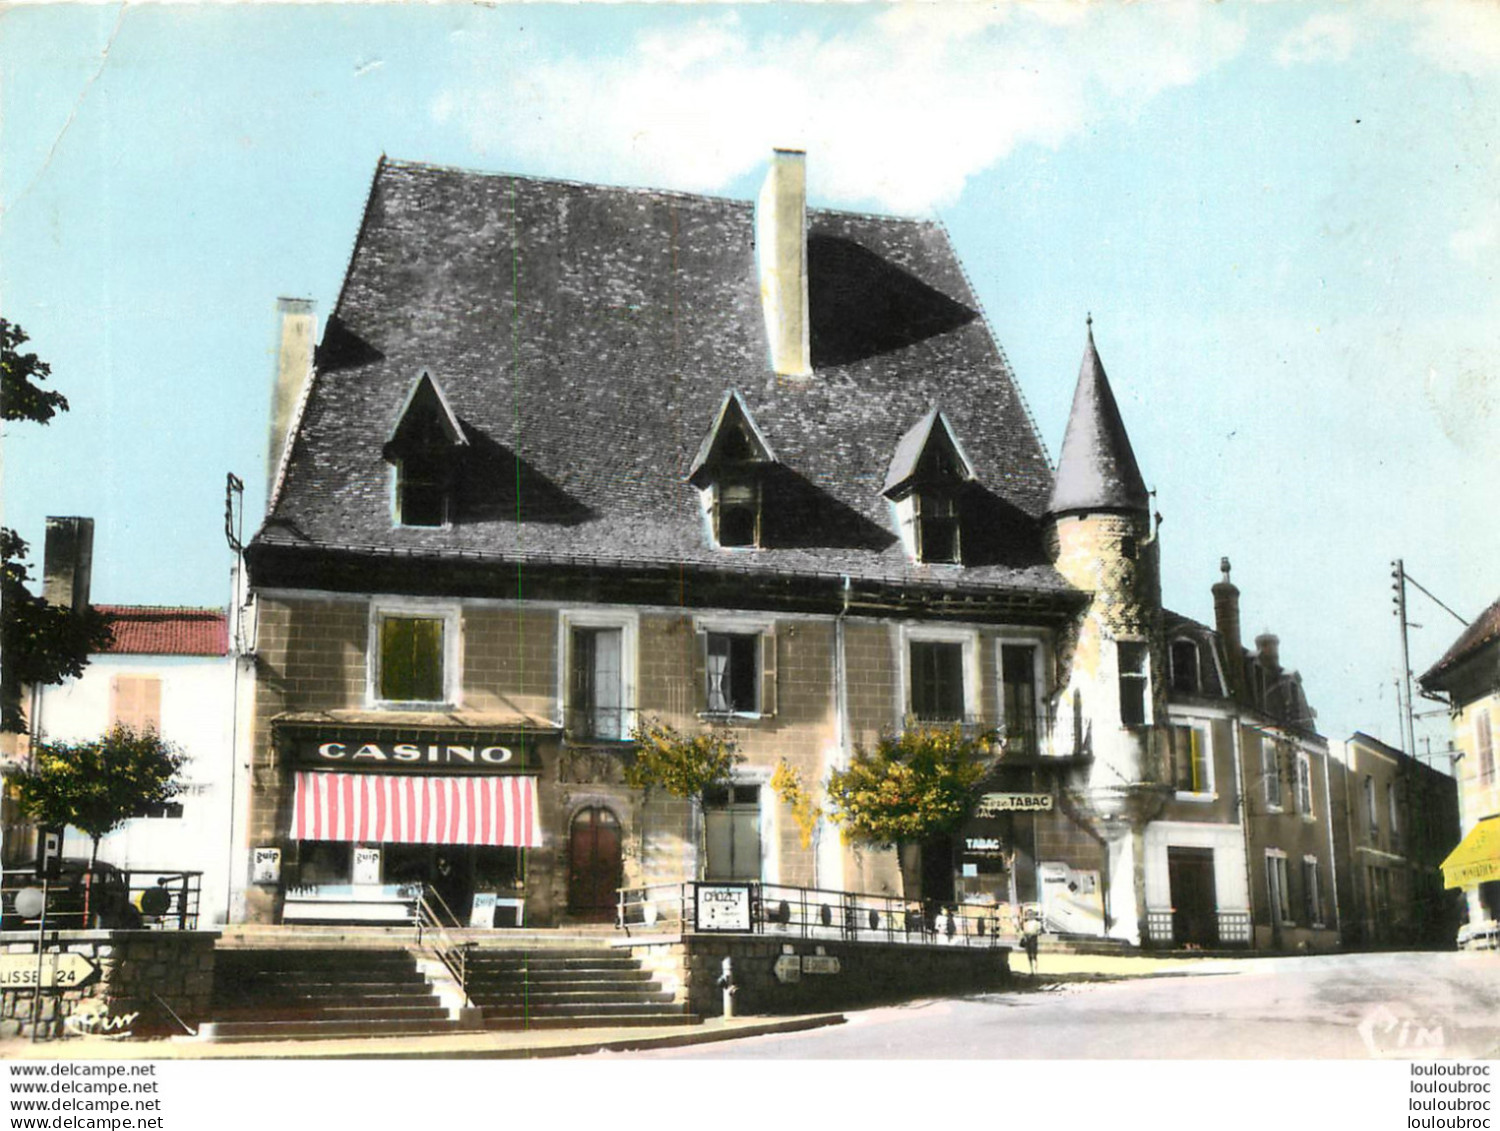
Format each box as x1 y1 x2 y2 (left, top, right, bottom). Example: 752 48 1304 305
1167 847 1218 947
568 807 622 920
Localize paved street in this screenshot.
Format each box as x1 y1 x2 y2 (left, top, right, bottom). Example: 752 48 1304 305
619 950 1500 1060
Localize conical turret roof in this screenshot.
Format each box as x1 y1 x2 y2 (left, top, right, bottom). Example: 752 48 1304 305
1049 323 1149 516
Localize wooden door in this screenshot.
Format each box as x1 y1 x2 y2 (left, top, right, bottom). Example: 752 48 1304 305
1167 847 1219 947
568 807 622 920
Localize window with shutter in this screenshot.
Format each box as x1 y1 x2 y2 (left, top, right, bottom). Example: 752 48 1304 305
111 675 162 732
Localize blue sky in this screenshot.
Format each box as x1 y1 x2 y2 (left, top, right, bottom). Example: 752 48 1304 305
4 1 1497 753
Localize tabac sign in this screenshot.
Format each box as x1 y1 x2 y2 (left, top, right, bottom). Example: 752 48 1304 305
292 737 535 774
976 792 1054 815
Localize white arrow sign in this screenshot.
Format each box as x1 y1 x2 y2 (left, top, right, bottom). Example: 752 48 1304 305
0 952 99 990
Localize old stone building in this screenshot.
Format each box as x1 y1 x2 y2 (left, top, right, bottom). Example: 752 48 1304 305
239 150 1333 948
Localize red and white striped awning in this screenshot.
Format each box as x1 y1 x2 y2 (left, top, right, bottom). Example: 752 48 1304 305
292 772 541 847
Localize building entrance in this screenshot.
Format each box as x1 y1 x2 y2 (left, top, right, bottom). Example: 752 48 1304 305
568 807 622 921
1167 846 1218 947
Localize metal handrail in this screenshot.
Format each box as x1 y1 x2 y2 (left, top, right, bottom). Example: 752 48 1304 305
0 868 203 931
616 879 1017 948
411 885 474 1007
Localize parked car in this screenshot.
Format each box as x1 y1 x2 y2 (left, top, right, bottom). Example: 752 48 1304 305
1 859 141 930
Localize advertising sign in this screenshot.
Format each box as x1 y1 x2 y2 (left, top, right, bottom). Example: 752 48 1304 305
251 847 281 885
353 846 382 886
292 737 532 773
469 892 499 929
976 792 1054 815
694 884 752 932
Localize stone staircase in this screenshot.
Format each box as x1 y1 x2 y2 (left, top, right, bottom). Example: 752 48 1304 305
207 948 467 1042
462 946 700 1030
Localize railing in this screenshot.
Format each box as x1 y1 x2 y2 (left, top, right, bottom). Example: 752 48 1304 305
0 868 202 931
617 880 1015 948
411 884 473 1007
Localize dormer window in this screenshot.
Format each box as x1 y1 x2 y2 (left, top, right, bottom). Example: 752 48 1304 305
385 372 466 529
883 409 976 565
688 391 777 551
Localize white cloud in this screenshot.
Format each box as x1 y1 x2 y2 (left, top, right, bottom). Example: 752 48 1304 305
430 5 1247 213
1450 205 1500 261
1274 12 1357 65
1412 0 1500 75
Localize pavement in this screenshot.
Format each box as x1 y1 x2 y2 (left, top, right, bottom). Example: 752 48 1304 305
0 949 1296 1061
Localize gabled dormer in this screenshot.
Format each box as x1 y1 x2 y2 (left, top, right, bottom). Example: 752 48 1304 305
882 408 976 565
383 372 466 527
688 391 777 549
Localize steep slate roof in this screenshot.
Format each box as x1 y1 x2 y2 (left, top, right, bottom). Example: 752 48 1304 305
1049 326 1149 516
94 606 228 657
256 158 1067 594
1421 595 1500 689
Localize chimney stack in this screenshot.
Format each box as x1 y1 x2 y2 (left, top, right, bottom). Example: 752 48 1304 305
267 297 317 506
1212 556 1244 697
1255 633 1281 674
755 149 811 378
42 517 94 613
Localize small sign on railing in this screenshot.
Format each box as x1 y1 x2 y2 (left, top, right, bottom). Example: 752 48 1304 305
694 884 752 932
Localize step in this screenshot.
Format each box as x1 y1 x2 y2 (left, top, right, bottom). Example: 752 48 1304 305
483 1013 700 1031
207 1017 467 1042
466 965 656 981
480 1000 687 1018
216 950 421 968
212 1004 451 1024
470 987 674 1005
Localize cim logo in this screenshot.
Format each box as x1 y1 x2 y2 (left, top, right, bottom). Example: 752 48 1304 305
311 741 514 767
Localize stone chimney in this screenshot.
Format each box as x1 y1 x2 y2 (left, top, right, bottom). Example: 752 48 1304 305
1212 556 1244 697
1255 633 1281 674
42 517 94 613
755 149 811 378
266 297 317 504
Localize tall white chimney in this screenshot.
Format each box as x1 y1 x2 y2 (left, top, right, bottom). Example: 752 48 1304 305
756 149 811 378
266 297 317 505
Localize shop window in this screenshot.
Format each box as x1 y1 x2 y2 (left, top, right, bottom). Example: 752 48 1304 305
1169 639 1200 695
706 632 759 715
376 611 448 704
570 626 626 739
1118 642 1149 727
703 783 761 881
1302 857 1322 926
1261 737 1283 810
111 675 162 733
1295 753 1314 817
299 841 352 886
1171 724 1211 795
1266 852 1293 925
910 640 965 723
1477 710 1495 785
1001 644 1039 757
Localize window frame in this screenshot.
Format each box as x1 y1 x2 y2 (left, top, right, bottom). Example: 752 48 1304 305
367 601 461 709
1170 720 1214 800
392 449 453 529
903 627 978 726
1266 849 1294 926
1169 638 1201 696
1260 736 1283 811
560 611 638 741
1295 751 1315 819
1301 855 1323 928
1364 774 1379 839
110 674 163 733
1117 640 1151 728
702 781 764 882
997 638 1047 759
1476 709 1495 786
913 489 962 565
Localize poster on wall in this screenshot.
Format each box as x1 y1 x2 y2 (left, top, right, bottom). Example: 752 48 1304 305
353 846 382 886
251 847 281 885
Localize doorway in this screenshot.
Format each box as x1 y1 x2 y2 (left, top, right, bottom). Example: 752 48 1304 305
568 807 622 921
1167 846 1218 947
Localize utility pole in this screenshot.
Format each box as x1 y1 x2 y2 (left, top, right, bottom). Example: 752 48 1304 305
1391 560 1417 756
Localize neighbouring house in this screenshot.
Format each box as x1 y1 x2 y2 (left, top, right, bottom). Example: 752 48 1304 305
1419 595 1500 949
21 519 240 927
1328 731 1460 949
239 149 1336 949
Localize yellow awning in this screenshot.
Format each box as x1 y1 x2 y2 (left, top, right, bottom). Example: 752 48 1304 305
1441 817 1500 889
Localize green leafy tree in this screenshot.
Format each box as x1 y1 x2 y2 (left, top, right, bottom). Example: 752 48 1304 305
625 718 742 880
825 724 994 898
1 320 114 732
13 725 188 868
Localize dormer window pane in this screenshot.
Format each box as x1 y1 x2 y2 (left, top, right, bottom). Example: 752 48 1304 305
916 492 960 564
716 480 760 548
399 451 450 527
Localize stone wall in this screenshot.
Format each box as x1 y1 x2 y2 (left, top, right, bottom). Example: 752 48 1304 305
626 934 1010 1018
0 931 218 1040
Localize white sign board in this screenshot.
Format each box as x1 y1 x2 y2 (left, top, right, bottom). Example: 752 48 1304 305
469 892 499 929
0 952 99 990
801 955 841 975
773 954 802 984
251 847 281 885
694 884 752 932
977 793 1054 815
353 846 382 886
